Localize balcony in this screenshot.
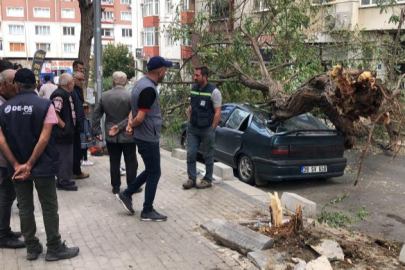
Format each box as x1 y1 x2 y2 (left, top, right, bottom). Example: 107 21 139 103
181 11 194 24
181 45 193 59
101 0 114 6
143 16 159 27
143 46 159 58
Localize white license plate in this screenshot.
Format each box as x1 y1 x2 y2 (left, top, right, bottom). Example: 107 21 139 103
301 165 327 174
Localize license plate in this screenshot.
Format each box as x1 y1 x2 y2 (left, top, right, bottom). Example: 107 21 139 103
301 165 327 174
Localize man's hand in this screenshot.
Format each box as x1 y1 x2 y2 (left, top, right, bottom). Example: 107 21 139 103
109 125 119 136
87 136 93 142
126 125 133 136
12 164 31 181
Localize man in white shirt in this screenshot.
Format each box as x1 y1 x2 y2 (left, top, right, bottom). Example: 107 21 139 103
38 75 57 99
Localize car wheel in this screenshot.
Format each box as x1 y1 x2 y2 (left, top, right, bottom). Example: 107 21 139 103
181 131 187 150
238 155 255 185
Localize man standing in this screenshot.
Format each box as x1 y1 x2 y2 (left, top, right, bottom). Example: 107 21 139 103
71 71 89 180
72 60 84 73
116 56 170 222
50 73 78 191
0 68 79 261
183 66 222 190
92 71 138 194
38 75 57 99
0 67 25 249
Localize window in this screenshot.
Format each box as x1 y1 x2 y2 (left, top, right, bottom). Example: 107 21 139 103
166 0 172 13
36 43 51 52
102 11 114 21
63 26 75 36
211 0 230 20
143 0 159 16
33 7 50 18
225 108 250 130
9 25 24 35
219 105 234 126
63 43 75 53
126 45 133 52
121 12 132 20
253 0 269 11
101 28 114 37
183 0 195 11
165 31 174 46
122 28 132 37
61 9 75 18
6 7 24 17
10 43 25 52
360 0 388 5
121 0 132 4
35 26 51 35
0 40 3 51
143 27 159 46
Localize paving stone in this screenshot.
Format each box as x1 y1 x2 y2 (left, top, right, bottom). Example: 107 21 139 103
213 222 274 255
310 239 344 262
214 162 234 180
400 244 405 264
201 218 227 234
171 148 187 160
280 192 317 218
305 256 333 270
293 260 306 270
247 249 288 270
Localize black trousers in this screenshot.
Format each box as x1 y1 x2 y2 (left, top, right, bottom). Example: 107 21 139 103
106 142 138 189
73 132 82 175
0 167 16 239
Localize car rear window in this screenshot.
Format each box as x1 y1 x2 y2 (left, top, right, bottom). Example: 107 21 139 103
278 114 329 131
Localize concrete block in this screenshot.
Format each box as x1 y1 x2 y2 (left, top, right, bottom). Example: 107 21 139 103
306 256 332 270
310 239 344 262
247 250 288 270
400 244 405 264
213 222 274 255
201 219 227 235
280 192 317 218
214 162 234 180
171 148 187 160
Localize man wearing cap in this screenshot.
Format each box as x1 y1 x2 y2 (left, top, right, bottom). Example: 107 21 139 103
116 56 171 222
50 73 78 191
0 66 25 249
183 66 222 190
0 68 79 261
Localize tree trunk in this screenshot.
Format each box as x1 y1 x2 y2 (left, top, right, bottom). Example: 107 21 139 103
78 0 94 93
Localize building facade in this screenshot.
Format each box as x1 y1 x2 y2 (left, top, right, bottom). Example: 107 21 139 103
0 0 133 75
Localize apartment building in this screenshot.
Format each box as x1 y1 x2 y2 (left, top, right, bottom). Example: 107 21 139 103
0 0 133 75
133 0 196 79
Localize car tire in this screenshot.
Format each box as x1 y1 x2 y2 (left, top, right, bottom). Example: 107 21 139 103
238 155 255 185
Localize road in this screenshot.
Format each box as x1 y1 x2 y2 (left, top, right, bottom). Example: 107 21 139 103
257 149 405 243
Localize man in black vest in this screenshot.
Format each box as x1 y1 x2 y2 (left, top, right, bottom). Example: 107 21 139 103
183 66 222 190
0 68 79 261
50 73 78 191
0 67 25 249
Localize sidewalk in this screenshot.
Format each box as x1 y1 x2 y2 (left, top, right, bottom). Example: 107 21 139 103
1 149 270 270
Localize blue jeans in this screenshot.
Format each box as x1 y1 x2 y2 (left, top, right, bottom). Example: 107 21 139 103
186 125 215 182
124 138 161 213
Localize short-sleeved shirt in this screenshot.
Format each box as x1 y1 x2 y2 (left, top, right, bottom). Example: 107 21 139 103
44 104 58 124
137 87 156 113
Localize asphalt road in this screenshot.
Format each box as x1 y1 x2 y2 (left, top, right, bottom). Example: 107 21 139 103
257 149 405 243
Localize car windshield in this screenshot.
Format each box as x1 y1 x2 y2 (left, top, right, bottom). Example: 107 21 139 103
278 114 329 131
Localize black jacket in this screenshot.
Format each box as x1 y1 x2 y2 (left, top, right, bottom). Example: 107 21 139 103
72 85 84 133
50 88 75 144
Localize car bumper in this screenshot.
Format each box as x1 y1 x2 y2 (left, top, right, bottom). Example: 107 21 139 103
252 157 347 182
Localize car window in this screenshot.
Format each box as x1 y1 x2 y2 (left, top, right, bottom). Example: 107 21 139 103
277 114 329 132
218 105 234 126
225 108 250 130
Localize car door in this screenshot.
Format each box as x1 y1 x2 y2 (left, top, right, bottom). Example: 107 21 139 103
215 107 250 166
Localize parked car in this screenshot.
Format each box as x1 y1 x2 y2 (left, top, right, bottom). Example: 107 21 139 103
180 103 347 185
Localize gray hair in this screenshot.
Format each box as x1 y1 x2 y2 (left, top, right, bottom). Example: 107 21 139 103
0 73 5 84
112 71 127 86
72 71 84 78
59 73 74 86
0 69 16 83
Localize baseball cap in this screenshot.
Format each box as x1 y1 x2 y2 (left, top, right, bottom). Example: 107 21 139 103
14 68 36 84
147 56 173 71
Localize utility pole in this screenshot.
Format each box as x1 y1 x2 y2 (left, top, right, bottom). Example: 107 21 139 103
94 0 103 103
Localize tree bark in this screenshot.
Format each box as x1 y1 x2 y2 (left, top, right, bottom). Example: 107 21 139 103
78 0 94 92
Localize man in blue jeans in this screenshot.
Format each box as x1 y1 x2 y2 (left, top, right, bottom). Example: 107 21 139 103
116 56 171 222
183 66 222 189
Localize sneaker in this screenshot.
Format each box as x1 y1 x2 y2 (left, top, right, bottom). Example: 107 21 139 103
57 184 78 191
196 179 212 189
82 160 94 166
10 231 22 238
0 234 25 249
140 209 167 222
182 179 196 189
45 241 79 261
72 172 90 179
116 192 134 214
27 243 43 261
120 167 126 176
